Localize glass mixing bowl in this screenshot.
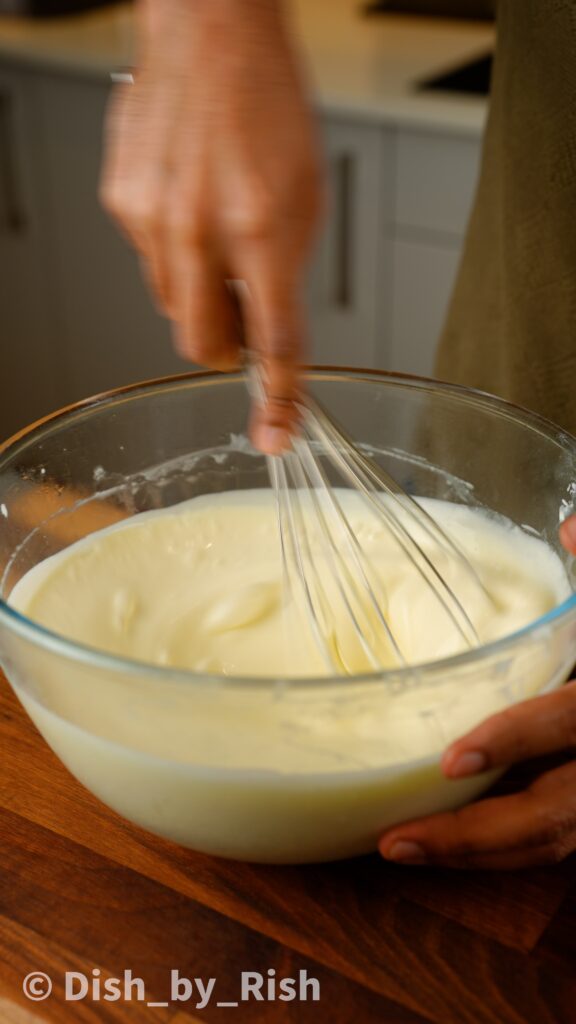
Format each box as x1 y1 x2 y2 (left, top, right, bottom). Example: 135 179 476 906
0 368 575 864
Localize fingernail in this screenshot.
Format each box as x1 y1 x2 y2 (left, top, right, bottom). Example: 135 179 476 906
385 840 427 864
448 750 487 778
256 425 291 455
560 517 576 554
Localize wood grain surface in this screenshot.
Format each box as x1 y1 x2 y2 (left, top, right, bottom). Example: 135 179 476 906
0 670 575 1024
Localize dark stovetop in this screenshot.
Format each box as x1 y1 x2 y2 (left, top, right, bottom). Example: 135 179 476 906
363 1 494 19
417 52 493 96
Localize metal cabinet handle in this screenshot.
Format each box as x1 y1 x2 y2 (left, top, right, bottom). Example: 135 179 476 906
333 152 354 309
0 91 25 234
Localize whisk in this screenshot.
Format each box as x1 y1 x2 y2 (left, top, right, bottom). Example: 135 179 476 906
245 363 489 676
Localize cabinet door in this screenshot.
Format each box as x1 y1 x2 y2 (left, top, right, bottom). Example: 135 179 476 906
384 130 481 376
387 238 462 376
36 74 188 405
395 130 481 239
0 66 62 440
306 119 393 368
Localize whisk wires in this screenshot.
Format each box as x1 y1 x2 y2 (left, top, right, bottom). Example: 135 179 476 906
245 362 488 675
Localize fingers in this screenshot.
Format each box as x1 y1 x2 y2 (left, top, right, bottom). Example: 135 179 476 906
560 516 576 555
379 760 576 869
219 143 319 453
101 78 242 366
138 246 172 318
99 12 322 420
100 77 174 316
440 681 576 780
246 296 304 455
378 679 576 871
233 245 306 454
167 241 241 370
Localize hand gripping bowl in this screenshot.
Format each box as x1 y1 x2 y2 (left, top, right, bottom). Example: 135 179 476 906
1 369 576 864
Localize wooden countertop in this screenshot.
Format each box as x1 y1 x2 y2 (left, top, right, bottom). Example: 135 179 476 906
0 2 493 135
1 672 576 1023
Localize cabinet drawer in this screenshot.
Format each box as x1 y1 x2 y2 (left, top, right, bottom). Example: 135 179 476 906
395 130 481 238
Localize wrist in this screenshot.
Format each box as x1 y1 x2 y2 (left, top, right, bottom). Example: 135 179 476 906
140 0 284 24
135 0 293 78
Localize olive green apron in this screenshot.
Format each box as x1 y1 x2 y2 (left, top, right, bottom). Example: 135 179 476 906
435 0 576 436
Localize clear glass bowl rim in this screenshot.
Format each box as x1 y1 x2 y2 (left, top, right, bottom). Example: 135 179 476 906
1 366 575 691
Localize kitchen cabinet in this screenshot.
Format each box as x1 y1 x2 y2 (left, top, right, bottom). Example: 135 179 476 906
0 65 63 440
385 127 482 377
0 68 189 444
395 128 481 239
0 58 484 440
37 74 187 401
307 119 394 369
387 238 462 376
